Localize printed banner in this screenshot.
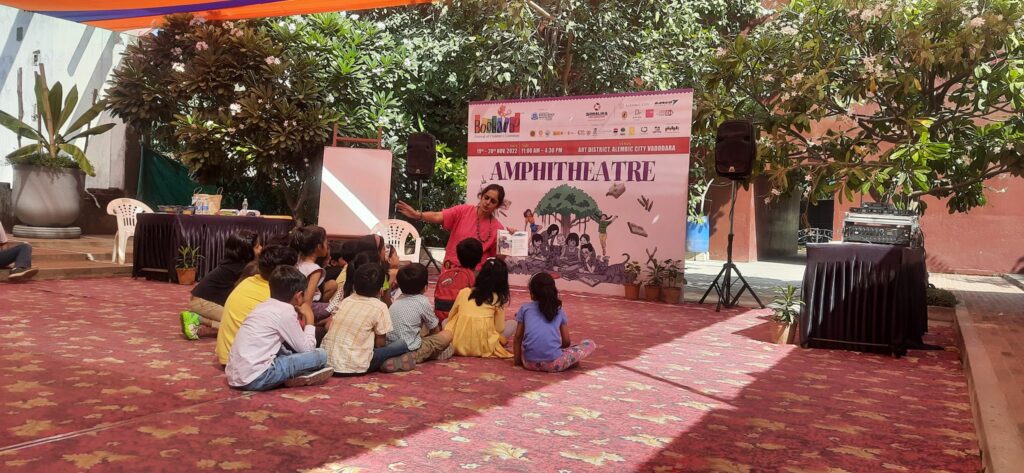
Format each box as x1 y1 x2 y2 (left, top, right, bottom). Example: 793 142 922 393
468 90 692 296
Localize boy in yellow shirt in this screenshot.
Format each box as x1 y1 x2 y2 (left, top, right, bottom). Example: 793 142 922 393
215 245 298 365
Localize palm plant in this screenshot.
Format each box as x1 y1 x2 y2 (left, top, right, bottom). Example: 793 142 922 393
0 72 114 176
768 284 805 325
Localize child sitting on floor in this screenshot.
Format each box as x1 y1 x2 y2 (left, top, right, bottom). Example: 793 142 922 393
433 238 483 326
388 263 454 364
226 266 332 391
215 245 298 365
181 230 260 340
513 272 596 372
322 240 351 283
443 258 516 359
322 262 416 374
290 225 337 322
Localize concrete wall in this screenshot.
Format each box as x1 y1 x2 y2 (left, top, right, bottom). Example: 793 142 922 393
0 6 129 190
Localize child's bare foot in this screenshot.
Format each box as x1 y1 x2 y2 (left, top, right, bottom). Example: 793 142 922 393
197 325 218 338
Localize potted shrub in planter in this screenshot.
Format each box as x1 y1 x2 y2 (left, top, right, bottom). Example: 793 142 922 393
767 284 804 344
623 260 642 300
659 259 685 304
0 72 114 229
176 245 202 285
642 258 665 302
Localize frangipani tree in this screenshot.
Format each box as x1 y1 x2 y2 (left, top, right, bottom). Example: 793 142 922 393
107 14 412 221
700 0 1024 213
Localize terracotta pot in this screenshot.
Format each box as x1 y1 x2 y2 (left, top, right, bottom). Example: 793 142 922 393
643 285 661 301
176 268 197 285
623 283 641 300
660 286 682 304
768 320 797 344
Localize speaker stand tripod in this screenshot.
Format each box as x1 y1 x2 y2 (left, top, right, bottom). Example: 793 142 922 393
699 181 765 311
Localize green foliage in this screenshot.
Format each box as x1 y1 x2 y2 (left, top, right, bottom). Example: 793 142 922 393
661 258 684 287
927 285 958 307
769 284 805 325
107 14 412 221
624 260 643 283
176 245 203 269
1 73 113 176
702 0 1024 214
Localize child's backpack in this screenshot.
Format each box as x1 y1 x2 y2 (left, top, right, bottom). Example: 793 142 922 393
433 267 475 322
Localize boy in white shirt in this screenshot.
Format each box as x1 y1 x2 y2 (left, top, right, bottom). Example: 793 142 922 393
226 265 332 391
0 224 37 281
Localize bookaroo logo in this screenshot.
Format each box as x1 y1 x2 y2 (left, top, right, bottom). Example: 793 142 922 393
474 104 520 134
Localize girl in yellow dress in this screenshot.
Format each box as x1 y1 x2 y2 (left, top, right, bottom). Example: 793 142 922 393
444 258 516 358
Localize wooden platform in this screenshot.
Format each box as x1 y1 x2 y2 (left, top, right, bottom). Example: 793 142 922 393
0 235 132 282
933 274 1024 473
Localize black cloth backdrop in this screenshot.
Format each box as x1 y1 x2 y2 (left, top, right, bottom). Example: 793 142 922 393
799 242 927 358
133 214 294 283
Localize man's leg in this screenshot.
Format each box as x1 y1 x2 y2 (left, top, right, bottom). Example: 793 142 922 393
413 331 454 363
2 244 36 281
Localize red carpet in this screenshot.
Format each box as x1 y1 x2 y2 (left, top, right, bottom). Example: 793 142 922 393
0 278 979 472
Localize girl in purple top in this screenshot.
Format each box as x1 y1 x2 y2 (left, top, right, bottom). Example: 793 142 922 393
513 272 597 372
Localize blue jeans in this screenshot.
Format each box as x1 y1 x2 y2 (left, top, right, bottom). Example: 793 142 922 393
239 347 327 391
0 243 32 270
366 339 409 373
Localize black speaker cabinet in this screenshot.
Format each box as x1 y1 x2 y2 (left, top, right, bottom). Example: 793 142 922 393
715 119 756 180
406 132 436 180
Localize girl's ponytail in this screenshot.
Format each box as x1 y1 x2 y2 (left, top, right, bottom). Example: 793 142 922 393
528 272 562 322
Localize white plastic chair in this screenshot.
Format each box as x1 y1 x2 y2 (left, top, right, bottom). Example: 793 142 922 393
371 219 422 264
106 198 153 264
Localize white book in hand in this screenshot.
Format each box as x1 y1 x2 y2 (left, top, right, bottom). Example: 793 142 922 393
497 229 529 257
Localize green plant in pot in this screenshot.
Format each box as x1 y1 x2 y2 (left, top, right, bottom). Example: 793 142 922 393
659 258 685 304
175 245 203 285
643 258 665 302
623 260 642 300
767 284 804 344
0 71 114 229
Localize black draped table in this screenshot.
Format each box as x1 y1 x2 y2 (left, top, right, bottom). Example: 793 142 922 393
799 242 927 358
132 214 294 283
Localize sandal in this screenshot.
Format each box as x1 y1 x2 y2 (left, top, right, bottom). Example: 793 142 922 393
380 352 416 373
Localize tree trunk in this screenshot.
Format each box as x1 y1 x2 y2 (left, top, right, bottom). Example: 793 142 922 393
560 213 572 234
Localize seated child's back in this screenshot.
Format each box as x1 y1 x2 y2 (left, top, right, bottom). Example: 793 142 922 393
433 238 483 323
322 263 393 373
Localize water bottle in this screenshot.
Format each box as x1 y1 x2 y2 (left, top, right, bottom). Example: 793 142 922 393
241 198 249 213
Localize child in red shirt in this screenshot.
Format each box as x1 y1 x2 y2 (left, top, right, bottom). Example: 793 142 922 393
433 238 483 325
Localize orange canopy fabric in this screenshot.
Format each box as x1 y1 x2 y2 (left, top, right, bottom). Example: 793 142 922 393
3 0 430 31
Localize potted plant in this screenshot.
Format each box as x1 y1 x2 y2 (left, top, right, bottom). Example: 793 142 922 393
175 245 203 285
643 258 664 302
767 284 804 344
623 260 642 300
0 71 114 228
659 259 684 304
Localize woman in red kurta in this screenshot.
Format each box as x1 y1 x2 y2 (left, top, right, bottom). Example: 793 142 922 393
396 184 512 270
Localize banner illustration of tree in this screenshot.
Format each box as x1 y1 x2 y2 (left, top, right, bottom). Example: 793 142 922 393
534 184 603 234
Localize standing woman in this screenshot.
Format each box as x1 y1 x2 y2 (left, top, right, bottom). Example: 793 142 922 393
396 184 513 270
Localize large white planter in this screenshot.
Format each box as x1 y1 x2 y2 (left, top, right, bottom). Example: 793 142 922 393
12 164 84 226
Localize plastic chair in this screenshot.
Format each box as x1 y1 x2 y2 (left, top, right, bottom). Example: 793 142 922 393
371 219 422 264
106 198 153 264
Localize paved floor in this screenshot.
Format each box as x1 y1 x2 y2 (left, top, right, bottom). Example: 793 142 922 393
930 273 1024 472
